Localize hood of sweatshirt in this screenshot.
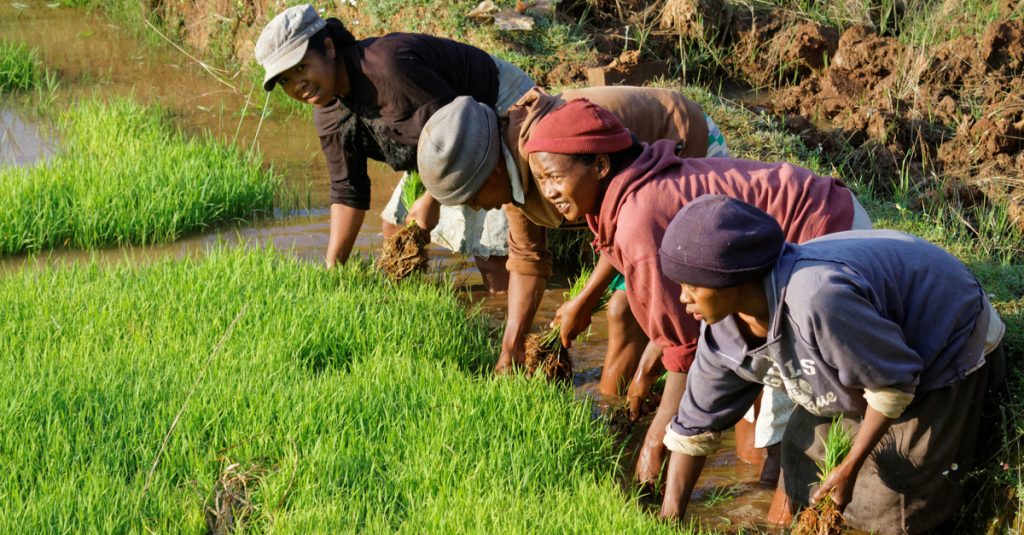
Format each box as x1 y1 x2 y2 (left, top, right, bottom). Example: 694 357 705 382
586 139 683 253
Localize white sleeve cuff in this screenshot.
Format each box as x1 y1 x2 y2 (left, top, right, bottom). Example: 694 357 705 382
863 387 914 419
662 424 722 457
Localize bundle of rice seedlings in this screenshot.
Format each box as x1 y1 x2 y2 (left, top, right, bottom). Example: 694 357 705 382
378 171 431 282
794 415 855 535
525 265 612 383
204 459 269 535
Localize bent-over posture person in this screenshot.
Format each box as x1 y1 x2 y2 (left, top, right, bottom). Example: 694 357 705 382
254 4 533 290
519 99 873 488
416 86 729 400
657 195 1005 534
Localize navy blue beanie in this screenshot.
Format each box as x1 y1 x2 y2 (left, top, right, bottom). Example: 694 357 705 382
659 195 785 288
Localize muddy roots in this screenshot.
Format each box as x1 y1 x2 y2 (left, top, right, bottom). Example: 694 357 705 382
377 224 430 282
205 461 268 535
524 333 573 383
794 499 844 535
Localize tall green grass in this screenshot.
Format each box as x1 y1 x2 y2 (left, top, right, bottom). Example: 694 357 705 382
0 97 278 255
0 247 681 533
0 40 43 92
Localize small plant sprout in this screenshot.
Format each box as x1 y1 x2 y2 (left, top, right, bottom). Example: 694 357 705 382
794 414 855 535
525 265 613 382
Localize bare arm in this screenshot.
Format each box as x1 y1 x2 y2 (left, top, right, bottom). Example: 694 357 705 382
496 272 547 373
553 254 618 348
660 452 707 520
325 203 366 268
812 406 894 510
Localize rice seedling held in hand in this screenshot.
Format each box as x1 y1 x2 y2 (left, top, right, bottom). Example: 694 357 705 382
525 265 612 383
377 171 431 282
794 415 855 535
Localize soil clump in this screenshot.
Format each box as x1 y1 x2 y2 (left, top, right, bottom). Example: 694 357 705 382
793 499 844 535
524 333 573 383
377 225 431 282
760 18 1024 230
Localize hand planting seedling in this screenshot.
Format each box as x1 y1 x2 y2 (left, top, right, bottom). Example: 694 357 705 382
794 415 854 535
377 171 432 282
525 266 612 382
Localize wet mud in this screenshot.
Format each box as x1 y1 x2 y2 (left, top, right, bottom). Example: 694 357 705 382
377 224 431 282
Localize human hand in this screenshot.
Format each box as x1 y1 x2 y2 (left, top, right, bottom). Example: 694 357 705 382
494 347 525 375
405 194 440 231
551 297 593 349
812 462 857 512
626 368 661 421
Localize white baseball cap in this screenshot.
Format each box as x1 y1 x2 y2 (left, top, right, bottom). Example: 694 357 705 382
254 4 326 91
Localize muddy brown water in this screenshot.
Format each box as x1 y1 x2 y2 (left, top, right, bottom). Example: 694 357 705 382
0 1 776 529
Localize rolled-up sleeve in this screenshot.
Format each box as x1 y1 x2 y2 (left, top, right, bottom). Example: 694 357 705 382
314 102 371 210
669 341 762 450
505 204 553 278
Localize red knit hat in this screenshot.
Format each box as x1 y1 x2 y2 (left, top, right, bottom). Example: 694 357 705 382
523 98 634 155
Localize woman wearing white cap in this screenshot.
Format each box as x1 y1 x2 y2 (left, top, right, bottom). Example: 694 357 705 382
255 4 534 290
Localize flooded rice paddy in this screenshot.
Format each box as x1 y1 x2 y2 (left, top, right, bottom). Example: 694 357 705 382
0 1 775 529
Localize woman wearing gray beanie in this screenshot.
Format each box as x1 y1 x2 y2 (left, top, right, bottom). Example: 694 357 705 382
657 196 1006 534
254 4 533 290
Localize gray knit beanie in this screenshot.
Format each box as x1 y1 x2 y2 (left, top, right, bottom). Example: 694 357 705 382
417 96 500 206
659 195 785 288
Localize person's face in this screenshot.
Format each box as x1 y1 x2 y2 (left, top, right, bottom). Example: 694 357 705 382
678 283 740 324
528 151 608 221
467 160 513 211
276 39 338 107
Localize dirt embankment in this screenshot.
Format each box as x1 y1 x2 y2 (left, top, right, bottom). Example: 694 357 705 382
724 8 1024 225
151 0 1024 230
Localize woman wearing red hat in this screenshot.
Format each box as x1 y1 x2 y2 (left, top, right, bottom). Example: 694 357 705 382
254 4 534 291
523 98 873 516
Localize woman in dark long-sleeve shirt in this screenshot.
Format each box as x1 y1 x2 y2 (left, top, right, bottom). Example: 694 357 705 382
254 4 533 289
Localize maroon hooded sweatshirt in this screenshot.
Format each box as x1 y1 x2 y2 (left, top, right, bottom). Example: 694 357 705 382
586 140 855 372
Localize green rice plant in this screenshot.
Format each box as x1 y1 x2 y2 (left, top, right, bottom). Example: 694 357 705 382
538 264 613 351
816 416 855 481
0 247 687 533
0 97 279 255
702 484 741 507
548 227 598 272
0 41 43 93
400 170 426 213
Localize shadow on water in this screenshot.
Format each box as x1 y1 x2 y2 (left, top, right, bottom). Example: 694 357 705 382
0 1 779 529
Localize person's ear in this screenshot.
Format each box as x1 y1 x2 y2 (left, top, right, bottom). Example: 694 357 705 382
596 154 612 180
324 37 335 60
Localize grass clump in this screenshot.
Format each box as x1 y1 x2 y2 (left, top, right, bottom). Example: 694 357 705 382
0 247 681 533
0 41 43 93
0 96 278 255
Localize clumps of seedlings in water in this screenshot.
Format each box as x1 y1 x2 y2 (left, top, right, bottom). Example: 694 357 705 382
378 171 431 282
525 266 612 383
794 415 854 535
204 459 269 535
602 401 634 435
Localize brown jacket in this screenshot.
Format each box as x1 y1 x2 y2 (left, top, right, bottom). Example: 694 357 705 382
502 86 709 277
